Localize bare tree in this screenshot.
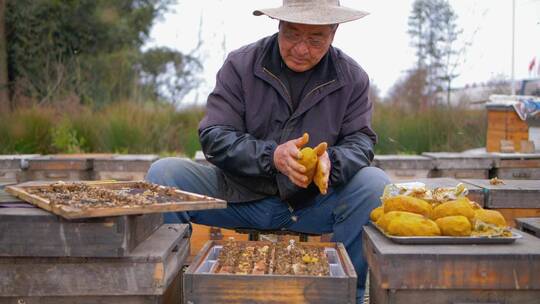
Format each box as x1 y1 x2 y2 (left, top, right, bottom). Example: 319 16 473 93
408 0 461 106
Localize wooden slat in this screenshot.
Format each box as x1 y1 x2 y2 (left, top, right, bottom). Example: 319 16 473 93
363 225 540 290
493 168 540 180
429 168 489 179
1 272 182 304
462 179 540 208
421 152 494 169
0 154 39 170
5 181 227 219
373 155 433 170
27 156 92 171
93 154 159 172
0 224 189 297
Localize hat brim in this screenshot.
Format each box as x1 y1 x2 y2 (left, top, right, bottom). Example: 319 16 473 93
253 5 369 25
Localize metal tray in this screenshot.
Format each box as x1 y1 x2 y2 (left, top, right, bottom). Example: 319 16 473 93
370 221 522 245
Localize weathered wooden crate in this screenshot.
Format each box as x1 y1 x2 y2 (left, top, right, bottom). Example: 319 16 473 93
486 107 530 152
397 177 485 207
422 152 494 179
22 155 94 181
363 225 540 304
491 153 540 180
184 240 357 304
93 154 159 181
0 155 39 183
462 179 540 227
373 155 433 181
0 206 163 257
0 224 189 303
515 217 540 238
462 179 540 209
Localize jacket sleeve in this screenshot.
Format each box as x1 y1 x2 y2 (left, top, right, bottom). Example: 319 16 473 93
198 53 278 177
327 74 376 187
199 125 278 177
327 131 374 186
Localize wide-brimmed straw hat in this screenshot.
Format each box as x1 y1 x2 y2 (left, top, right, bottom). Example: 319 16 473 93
253 0 369 25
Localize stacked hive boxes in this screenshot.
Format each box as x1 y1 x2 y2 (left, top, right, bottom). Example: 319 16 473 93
0 203 189 303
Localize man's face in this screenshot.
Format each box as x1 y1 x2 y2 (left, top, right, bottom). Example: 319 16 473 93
278 22 337 72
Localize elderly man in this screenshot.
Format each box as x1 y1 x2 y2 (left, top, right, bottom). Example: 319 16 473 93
146 0 390 302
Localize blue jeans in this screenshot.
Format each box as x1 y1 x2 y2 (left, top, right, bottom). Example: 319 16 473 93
146 158 390 303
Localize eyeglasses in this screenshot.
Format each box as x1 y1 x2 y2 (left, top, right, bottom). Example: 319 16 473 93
280 29 330 48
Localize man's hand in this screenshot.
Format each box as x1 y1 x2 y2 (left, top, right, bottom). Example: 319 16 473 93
274 133 310 188
314 150 330 195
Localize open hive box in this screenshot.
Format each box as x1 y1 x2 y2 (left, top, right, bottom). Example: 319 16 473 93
184 238 357 304
5 181 226 219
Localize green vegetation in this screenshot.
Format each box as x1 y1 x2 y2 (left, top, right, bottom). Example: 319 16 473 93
0 101 486 156
373 103 486 155
4 0 199 107
0 102 204 157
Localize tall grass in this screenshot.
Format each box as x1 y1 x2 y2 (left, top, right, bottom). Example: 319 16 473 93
0 102 204 157
0 102 486 156
373 103 486 154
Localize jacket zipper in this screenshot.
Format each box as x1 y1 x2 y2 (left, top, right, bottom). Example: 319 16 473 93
264 68 336 213
263 67 293 109
301 79 336 103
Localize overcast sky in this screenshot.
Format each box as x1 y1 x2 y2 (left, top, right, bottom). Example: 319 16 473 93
147 0 540 104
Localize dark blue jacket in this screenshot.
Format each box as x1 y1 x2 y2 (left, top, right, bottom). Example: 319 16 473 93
199 34 376 209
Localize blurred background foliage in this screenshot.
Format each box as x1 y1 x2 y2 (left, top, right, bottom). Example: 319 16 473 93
5 0 200 107
0 0 499 156
0 102 204 156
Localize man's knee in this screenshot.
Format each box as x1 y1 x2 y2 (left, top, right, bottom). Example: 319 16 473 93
334 166 390 221
146 157 193 185
350 166 391 195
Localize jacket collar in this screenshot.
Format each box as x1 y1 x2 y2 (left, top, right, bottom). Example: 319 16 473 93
254 34 345 118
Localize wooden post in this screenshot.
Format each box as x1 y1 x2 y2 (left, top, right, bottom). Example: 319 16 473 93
0 0 9 113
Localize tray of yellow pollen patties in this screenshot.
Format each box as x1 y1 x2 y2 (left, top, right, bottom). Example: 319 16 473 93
369 221 522 245
368 183 523 245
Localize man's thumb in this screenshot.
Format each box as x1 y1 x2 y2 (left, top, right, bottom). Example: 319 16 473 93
295 133 309 148
314 142 327 156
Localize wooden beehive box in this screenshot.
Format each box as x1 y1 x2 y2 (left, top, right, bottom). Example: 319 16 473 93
373 155 433 181
0 206 163 257
491 152 540 180
0 155 38 183
184 240 357 304
93 154 159 181
462 179 540 227
486 106 529 152
422 152 494 179
0 224 189 303
363 225 540 304
22 154 94 181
